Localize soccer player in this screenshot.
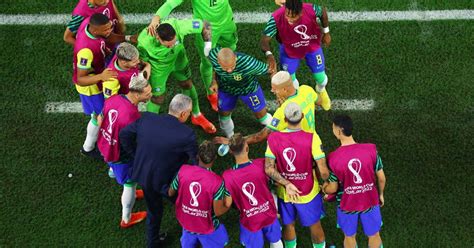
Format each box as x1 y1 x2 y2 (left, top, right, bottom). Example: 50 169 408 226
64 0 130 46
207 47 273 155
147 0 238 111
265 102 329 248
169 141 230 247
322 115 386 248
262 0 331 91
74 13 118 159
102 42 151 98
222 134 283 248
214 71 330 146
97 76 152 228
137 18 216 133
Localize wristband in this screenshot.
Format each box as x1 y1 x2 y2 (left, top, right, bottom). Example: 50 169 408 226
323 27 330 34
125 35 131 42
265 51 273 56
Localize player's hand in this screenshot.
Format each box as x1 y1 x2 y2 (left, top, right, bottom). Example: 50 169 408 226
209 80 218 94
379 194 384 207
285 183 301 202
147 15 161 36
99 68 118 81
213 136 229 145
129 34 138 44
322 33 331 47
267 55 277 74
275 0 285 6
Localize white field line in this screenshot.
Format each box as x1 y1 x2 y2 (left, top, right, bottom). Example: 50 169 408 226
1 10 473 25
45 99 375 113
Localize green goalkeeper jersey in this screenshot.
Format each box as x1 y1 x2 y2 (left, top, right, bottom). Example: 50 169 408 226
156 0 234 30
137 18 203 65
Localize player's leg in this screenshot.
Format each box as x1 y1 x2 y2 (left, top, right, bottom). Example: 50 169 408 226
194 32 218 111
279 45 301 89
217 22 238 51
305 47 327 92
239 85 272 126
215 90 237 156
296 194 326 247
198 224 229 247
147 62 169 113
239 223 265 248
336 207 359 248
278 199 298 248
361 206 383 248
263 218 283 248
79 93 104 159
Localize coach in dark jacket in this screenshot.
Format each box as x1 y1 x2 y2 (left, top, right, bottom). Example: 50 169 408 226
120 94 198 248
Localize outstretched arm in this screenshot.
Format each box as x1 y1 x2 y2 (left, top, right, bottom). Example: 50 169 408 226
244 127 272 145
265 157 301 201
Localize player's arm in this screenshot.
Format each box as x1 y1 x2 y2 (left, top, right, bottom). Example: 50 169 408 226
312 133 329 181
375 154 386 206
261 16 277 74
322 171 338 194
139 61 151 80
111 0 126 34
106 33 138 45
64 15 84 45
213 182 231 216
76 49 117 86
314 5 331 47
168 175 179 197
265 157 301 201
244 127 272 145
102 78 120 98
147 0 184 36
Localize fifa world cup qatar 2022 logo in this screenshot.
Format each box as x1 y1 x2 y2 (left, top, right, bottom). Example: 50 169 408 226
100 109 118 145
348 158 363 184
293 25 318 40
283 147 297 172
189 182 202 207
242 182 259 206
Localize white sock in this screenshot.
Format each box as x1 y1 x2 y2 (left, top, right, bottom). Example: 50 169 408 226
219 116 234 138
258 113 273 126
270 240 284 248
121 184 136 223
316 75 328 93
82 118 99 152
292 78 300 89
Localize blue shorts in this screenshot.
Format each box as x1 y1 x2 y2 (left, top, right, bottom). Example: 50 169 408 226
278 194 324 227
108 162 131 185
218 85 266 113
240 218 281 248
181 224 229 248
337 205 382 237
79 93 104 115
280 45 325 75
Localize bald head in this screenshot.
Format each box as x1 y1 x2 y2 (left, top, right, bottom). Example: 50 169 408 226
217 48 237 73
271 71 293 89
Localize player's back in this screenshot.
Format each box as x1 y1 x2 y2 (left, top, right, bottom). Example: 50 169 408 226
222 158 277 232
175 165 223 234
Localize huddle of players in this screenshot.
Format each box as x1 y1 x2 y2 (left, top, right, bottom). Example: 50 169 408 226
65 0 386 247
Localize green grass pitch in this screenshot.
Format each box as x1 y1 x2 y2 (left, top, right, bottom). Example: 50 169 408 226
0 1 473 247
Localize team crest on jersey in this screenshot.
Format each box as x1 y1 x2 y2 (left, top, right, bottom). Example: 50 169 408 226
233 74 242 81
80 58 88 66
192 21 200 29
271 118 280 127
102 8 111 18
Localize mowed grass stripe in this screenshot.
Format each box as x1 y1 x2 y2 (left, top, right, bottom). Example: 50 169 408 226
1 9 473 25
44 99 375 113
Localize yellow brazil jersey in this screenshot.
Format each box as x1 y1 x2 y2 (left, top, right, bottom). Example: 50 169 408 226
75 48 101 96
267 85 318 133
265 129 325 203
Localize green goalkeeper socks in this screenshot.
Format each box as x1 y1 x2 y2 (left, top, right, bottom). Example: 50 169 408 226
182 85 201 115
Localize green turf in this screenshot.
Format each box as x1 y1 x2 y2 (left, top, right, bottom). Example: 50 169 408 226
0 0 472 14
1 9 473 248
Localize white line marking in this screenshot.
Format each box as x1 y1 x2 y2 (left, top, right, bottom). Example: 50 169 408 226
1 10 473 25
45 99 374 113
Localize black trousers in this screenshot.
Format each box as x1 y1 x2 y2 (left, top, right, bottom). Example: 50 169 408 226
143 187 164 248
